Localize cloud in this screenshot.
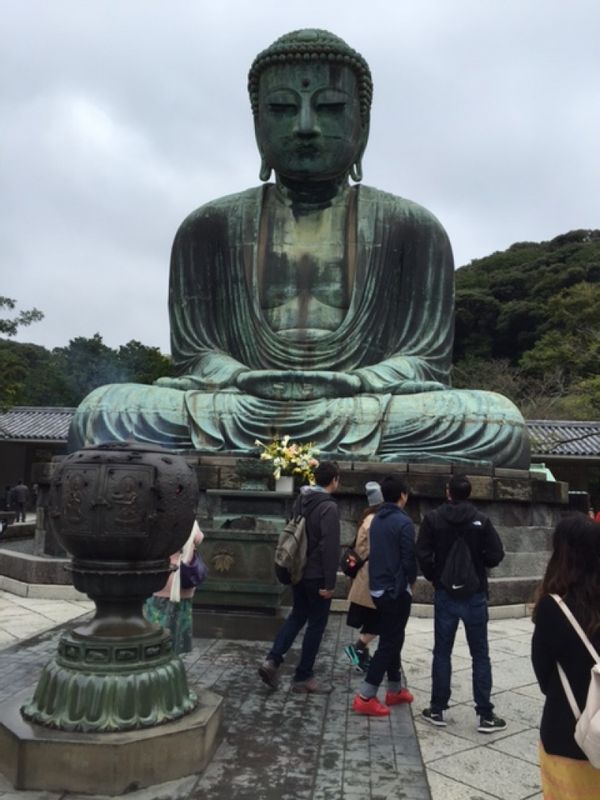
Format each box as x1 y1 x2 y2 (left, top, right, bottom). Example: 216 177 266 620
1 0 598 352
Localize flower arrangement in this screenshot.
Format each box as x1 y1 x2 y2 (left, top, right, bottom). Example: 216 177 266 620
254 435 320 485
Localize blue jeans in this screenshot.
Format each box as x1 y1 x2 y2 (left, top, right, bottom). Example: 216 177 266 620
267 578 332 682
431 589 493 716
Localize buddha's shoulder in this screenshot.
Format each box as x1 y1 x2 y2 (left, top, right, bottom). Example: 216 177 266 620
176 186 263 232
358 185 447 232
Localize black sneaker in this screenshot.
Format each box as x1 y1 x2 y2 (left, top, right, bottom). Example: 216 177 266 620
478 713 507 733
422 708 446 727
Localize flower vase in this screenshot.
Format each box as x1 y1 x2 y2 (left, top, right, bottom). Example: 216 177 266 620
274 476 294 494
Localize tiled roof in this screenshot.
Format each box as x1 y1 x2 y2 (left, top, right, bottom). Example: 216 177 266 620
527 420 600 458
0 407 599 458
0 407 75 442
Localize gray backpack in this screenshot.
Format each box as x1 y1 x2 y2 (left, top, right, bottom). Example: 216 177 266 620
274 514 307 585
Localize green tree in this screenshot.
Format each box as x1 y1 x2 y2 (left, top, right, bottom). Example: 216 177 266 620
452 357 568 419
519 282 600 379
0 297 44 337
455 229 600 365
0 297 45 408
453 291 501 360
117 341 174 385
51 335 122 406
50 335 174 406
454 230 600 419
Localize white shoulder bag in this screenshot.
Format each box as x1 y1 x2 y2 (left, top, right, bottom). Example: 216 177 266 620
551 594 600 768
169 523 199 604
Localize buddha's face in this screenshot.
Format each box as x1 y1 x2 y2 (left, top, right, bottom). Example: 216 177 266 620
256 62 366 182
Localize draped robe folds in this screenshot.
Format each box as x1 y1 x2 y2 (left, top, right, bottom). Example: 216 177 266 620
68 184 530 468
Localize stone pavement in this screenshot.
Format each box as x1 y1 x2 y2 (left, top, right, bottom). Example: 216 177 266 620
403 615 543 800
0 590 543 799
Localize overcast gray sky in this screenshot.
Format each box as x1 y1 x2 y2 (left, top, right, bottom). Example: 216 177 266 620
2 0 599 353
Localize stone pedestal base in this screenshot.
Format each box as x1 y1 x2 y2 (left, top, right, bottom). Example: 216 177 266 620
0 686 222 795
21 627 197 732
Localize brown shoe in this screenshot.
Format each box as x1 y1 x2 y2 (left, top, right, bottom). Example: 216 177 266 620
258 659 279 689
291 677 333 694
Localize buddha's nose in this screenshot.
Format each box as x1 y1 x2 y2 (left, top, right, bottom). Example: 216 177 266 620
295 101 319 136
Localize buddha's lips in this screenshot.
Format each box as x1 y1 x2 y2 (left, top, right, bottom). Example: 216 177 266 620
295 145 320 157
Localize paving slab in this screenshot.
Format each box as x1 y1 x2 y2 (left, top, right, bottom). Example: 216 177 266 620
428 745 541 800
426 770 501 800
487 727 541 765
0 589 549 799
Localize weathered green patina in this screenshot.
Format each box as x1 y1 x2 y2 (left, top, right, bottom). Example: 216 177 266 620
21 444 200 733
69 29 529 468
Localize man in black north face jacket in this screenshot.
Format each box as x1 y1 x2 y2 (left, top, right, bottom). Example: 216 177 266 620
416 474 507 733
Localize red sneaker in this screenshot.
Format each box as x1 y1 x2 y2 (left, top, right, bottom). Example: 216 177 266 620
385 688 414 706
352 695 390 717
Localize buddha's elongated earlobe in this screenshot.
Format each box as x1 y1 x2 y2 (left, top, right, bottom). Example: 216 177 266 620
259 157 272 182
350 158 363 183
350 125 368 183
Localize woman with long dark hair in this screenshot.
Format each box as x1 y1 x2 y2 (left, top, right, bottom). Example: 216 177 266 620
531 513 600 797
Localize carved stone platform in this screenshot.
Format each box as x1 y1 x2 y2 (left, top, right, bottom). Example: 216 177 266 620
191 456 569 610
1 456 569 612
0 686 222 795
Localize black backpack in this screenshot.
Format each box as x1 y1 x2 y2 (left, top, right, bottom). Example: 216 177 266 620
439 530 480 598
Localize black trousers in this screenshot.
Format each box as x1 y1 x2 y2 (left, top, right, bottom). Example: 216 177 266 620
363 590 412 690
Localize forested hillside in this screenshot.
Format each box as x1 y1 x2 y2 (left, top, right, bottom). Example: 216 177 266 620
453 229 600 419
0 334 174 409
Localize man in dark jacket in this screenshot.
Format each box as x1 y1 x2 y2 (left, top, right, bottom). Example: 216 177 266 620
11 481 29 523
416 474 506 732
258 461 340 693
352 475 417 717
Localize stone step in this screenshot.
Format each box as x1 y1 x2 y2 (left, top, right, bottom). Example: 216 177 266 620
411 525 553 553
492 551 551 578
207 514 283 533
334 573 541 607
495 525 553 552
413 576 541 606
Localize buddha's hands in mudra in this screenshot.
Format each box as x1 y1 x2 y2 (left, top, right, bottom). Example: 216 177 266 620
235 371 446 399
235 370 361 400
154 371 446 398
388 380 446 394
154 375 210 390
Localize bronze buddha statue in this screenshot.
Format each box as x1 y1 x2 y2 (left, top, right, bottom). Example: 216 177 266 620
69 29 529 468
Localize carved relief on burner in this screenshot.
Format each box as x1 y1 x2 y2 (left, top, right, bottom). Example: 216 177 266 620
103 466 153 533
212 549 235 573
64 472 85 524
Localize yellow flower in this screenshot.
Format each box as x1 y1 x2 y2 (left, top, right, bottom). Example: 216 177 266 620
254 436 320 483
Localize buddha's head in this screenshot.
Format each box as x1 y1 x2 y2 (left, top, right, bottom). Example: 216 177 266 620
248 29 372 184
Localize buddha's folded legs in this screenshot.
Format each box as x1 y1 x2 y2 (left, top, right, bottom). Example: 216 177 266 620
68 383 529 469
380 389 529 468
68 384 195 452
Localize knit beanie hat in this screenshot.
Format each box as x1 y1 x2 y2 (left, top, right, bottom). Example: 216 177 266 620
365 481 383 506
